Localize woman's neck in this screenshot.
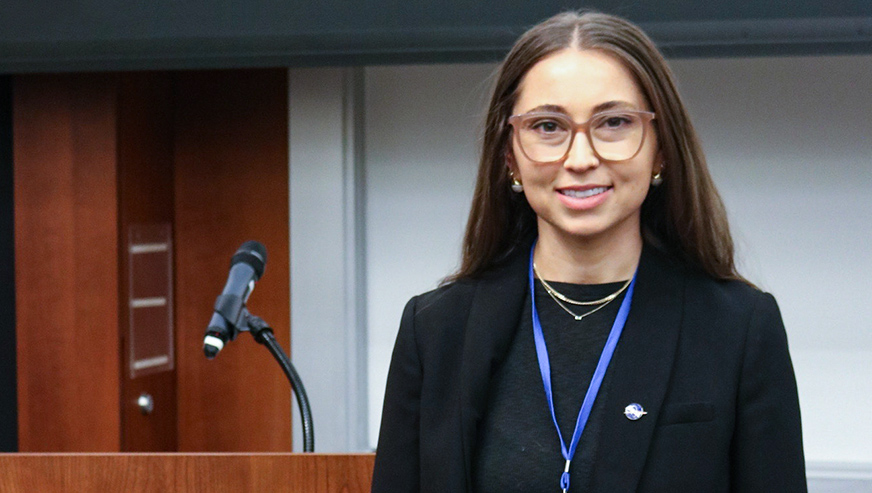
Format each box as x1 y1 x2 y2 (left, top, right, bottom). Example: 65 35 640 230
533 227 642 284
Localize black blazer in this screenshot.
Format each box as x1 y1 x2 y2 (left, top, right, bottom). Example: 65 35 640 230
371 245 806 492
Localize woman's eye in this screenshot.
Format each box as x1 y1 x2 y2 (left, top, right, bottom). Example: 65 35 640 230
597 114 635 131
529 119 566 134
606 116 631 127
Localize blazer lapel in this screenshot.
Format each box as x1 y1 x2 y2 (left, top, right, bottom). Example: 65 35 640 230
458 247 530 491
590 246 686 491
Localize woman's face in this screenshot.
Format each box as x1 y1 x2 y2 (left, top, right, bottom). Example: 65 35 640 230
508 48 660 247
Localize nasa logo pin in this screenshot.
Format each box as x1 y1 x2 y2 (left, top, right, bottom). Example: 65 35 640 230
624 403 647 421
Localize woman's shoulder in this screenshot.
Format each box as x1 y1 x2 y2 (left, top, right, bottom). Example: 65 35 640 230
655 255 790 370
672 259 784 341
406 277 480 319
394 279 486 358
642 246 783 341
408 247 528 318
686 268 776 315
648 244 776 314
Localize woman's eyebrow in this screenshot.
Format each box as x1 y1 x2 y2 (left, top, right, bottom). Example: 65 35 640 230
521 101 640 116
523 104 567 114
593 100 638 112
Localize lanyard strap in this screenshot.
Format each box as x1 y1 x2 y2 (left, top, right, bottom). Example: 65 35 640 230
529 242 636 492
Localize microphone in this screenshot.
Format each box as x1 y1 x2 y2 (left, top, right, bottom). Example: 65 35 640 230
203 241 267 359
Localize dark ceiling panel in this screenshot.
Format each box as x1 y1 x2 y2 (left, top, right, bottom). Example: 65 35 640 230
1 0 870 72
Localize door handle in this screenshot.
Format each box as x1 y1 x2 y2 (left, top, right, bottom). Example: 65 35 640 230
137 392 155 415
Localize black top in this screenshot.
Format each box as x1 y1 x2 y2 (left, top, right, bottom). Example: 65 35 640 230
474 280 628 493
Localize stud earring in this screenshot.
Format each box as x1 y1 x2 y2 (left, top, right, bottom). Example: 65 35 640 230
511 177 524 193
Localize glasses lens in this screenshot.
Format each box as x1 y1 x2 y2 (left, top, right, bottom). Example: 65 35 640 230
590 112 645 161
516 114 572 163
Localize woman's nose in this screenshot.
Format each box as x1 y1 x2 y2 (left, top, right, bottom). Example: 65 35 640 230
562 131 600 171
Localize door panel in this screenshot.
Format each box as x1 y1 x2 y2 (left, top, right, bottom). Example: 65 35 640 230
14 74 121 451
118 73 178 451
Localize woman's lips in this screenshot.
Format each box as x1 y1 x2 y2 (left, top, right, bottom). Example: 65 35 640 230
556 186 611 210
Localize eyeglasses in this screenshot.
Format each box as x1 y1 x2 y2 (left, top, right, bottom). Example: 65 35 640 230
507 110 656 164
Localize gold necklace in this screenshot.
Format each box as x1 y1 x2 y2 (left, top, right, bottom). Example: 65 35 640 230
533 262 632 306
538 279 622 321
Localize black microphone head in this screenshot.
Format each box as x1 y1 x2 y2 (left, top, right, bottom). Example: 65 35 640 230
231 240 267 279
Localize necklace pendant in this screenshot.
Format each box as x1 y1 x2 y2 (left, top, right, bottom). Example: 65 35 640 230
574 314 584 321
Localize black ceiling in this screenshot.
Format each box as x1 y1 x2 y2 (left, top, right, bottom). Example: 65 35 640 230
1 0 870 73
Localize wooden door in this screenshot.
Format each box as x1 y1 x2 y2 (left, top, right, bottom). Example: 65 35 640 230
117 73 178 451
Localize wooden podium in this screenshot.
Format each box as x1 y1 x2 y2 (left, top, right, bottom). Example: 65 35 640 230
0 453 375 492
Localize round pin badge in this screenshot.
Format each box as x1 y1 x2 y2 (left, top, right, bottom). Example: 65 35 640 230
624 403 647 421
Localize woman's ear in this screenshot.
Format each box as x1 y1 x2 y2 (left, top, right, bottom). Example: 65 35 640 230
505 148 519 176
650 150 665 187
653 150 665 176
505 150 525 193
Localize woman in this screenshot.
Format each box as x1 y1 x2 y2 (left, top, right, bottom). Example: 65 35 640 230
372 11 806 493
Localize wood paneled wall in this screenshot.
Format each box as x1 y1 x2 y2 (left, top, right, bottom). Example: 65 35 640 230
14 69 291 452
174 70 291 451
14 74 122 451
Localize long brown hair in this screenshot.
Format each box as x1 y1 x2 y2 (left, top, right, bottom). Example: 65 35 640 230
448 11 744 283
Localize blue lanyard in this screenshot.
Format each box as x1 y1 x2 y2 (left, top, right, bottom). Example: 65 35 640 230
529 242 636 492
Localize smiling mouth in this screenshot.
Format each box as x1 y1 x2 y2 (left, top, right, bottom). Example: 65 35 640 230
559 187 610 199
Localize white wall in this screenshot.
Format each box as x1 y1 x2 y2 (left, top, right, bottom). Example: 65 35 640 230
289 67 368 452
361 55 872 471
363 63 495 444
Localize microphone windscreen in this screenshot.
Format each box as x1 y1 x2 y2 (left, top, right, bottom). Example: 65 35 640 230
231 240 267 279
